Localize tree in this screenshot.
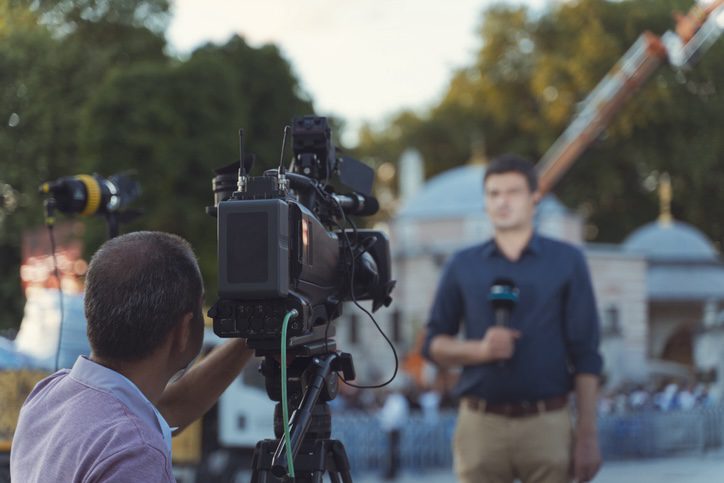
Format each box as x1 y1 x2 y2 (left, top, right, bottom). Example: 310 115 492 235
356 0 724 247
0 1 171 330
34 0 170 36
0 20 54 329
79 35 315 300
0 2 316 329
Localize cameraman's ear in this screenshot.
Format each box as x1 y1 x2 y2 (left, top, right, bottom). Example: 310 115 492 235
173 312 194 354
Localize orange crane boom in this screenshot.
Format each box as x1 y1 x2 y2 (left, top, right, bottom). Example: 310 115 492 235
536 0 724 195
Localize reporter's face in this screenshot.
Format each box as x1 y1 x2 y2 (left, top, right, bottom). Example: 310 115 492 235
484 172 537 232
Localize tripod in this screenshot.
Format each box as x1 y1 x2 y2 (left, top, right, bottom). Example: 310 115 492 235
250 350 356 482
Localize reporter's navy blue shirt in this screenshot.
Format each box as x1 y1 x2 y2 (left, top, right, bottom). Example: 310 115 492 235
422 233 602 404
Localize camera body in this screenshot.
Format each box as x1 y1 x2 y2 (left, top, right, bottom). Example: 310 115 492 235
208 116 394 355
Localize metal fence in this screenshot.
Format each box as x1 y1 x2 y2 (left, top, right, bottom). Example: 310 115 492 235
331 407 724 472
597 407 724 459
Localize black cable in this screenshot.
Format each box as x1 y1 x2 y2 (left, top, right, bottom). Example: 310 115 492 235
330 199 399 389
303 184 398 387
323 196 353 351
48 223 65 372
339 225 399 389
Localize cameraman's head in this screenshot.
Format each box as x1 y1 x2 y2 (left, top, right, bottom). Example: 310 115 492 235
84 231 205 374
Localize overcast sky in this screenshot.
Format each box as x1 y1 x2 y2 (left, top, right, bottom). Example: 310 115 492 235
167 0 550 141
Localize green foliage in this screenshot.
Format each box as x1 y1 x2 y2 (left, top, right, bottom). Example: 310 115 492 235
0 1 169 330
0 25 65 330
79 35 314 297
356 0 724 249
0 3 314 329
0 0 40 35
34 0 171 35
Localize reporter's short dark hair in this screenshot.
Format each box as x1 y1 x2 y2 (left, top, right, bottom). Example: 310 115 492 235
85 231 203 361
483 154 538 193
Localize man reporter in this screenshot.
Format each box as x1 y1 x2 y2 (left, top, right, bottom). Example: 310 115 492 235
423 155 603 483
11 231 254 482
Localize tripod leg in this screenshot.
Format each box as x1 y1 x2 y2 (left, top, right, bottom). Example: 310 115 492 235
328 471 342 483
251 470 271 483
251 440 277 483
327 440 353 483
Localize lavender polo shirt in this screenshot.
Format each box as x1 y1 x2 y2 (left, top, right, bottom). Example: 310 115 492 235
10 356 176 482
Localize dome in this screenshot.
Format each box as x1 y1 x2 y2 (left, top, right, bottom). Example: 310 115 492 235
396 164 568 220
623 221 719 262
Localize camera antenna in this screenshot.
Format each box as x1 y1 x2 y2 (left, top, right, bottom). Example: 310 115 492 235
238 128 248 192
278 125 291 191
278 125 291 174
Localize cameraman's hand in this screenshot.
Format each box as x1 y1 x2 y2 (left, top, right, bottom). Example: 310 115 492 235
478 326 520 363
158 338 254 434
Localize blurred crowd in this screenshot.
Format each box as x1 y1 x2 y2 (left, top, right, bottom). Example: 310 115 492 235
598 382 715 415
331 330 719 419
333 379 718 419
329 373 458 417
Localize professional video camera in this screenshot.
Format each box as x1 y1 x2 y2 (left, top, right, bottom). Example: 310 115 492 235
207 116 395 481
207 115 395 356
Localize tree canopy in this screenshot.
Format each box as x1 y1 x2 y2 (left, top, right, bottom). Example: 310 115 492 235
0 0 314 329
357 0 724 246
3 0 724 329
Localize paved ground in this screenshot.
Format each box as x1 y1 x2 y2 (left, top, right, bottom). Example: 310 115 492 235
182 450 724 482
354 451 724 483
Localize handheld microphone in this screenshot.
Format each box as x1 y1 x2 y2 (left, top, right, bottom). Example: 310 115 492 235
489 278 519 367
489 278 519 327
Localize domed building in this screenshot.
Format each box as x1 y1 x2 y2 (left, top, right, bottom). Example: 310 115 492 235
623 219 724 361
337 153 724 397
395 163 581 250
390 162 586 337
337 152 649 388
624 220 719 263
614 175 724 396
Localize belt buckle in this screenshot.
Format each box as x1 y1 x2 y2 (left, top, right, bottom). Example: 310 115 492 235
467 397 485 413
520 401 532 417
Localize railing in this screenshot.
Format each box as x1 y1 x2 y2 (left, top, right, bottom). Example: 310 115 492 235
331 407 724 471
597 407 723 459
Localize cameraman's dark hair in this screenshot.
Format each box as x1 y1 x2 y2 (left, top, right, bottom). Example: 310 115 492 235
85 231 203 362
483 154 538 193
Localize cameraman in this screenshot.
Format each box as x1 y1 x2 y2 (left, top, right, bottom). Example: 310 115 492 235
10 231 254 482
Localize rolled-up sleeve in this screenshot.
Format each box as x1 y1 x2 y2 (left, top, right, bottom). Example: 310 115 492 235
562 250 603 375
422 257 464 362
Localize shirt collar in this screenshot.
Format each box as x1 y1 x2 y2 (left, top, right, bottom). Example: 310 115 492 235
69 356 174 453
482 232 542 258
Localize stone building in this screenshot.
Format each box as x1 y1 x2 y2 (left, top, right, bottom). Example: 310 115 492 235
337 158 652 389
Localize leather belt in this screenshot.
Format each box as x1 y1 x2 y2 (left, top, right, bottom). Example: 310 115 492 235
462 395 568 418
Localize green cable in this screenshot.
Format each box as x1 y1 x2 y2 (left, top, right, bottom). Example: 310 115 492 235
281 309 298 478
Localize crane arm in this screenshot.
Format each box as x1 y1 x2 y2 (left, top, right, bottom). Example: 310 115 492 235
536 0 724 196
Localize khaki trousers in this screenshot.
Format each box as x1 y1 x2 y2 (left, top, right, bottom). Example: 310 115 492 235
453 402 573 483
